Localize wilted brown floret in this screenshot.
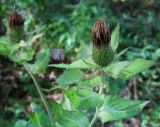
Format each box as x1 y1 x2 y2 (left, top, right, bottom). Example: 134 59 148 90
8 10 24 28
92 19 111 48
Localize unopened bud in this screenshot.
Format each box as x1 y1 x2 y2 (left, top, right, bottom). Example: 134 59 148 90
92 19 114 67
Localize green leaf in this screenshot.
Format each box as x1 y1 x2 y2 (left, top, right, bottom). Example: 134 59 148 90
115 48 129 59
14 120 27 127
62 94 74 111
56 69 85 87
0 37 20 56
27 103 52 127
118 58 154 79
65 89 102 110
0 37 35 63
49 59 96 69
98 96 149 123
31 103 41 112
9 47 34 63
52 102 89 127
27 48 50 74
104 59 154 79
111 23 120 52
103 61 130 78
77 76 101 88
28 33 44 45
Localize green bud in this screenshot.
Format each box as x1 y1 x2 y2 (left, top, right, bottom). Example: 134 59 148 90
8 10 25 43
92 19 114 67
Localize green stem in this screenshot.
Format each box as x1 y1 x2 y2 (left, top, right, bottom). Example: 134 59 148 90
88 69 105 127
23 63 55 127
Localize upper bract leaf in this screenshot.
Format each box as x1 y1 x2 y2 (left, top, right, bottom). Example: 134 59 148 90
111 23 120 52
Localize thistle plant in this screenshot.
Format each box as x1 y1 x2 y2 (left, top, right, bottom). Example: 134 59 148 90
0 8 154 127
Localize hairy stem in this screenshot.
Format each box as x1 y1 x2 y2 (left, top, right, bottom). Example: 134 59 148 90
88 69 105 127
23 63 55 127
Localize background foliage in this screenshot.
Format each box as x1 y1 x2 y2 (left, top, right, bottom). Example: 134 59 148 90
0 0 160 126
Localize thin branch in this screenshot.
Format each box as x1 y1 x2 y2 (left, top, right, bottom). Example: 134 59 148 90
23 63 55 127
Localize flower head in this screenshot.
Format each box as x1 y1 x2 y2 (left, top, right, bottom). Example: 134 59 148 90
92 19 114 67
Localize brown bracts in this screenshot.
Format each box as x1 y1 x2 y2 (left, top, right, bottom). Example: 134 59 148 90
8 10 24 28
92 20 111 48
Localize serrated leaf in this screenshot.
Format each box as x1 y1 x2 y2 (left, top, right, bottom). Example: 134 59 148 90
98 96 149 123
52 102 89 127
65 89 102 110
111 23 120 52
118 58 154 79
56 69 85 86
104 59 154 79
49 59 96 69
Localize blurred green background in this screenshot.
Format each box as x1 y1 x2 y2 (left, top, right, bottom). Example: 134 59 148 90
0 0 160 126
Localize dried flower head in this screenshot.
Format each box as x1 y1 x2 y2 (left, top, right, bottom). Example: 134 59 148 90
92 19 110 48
8 10 24 28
